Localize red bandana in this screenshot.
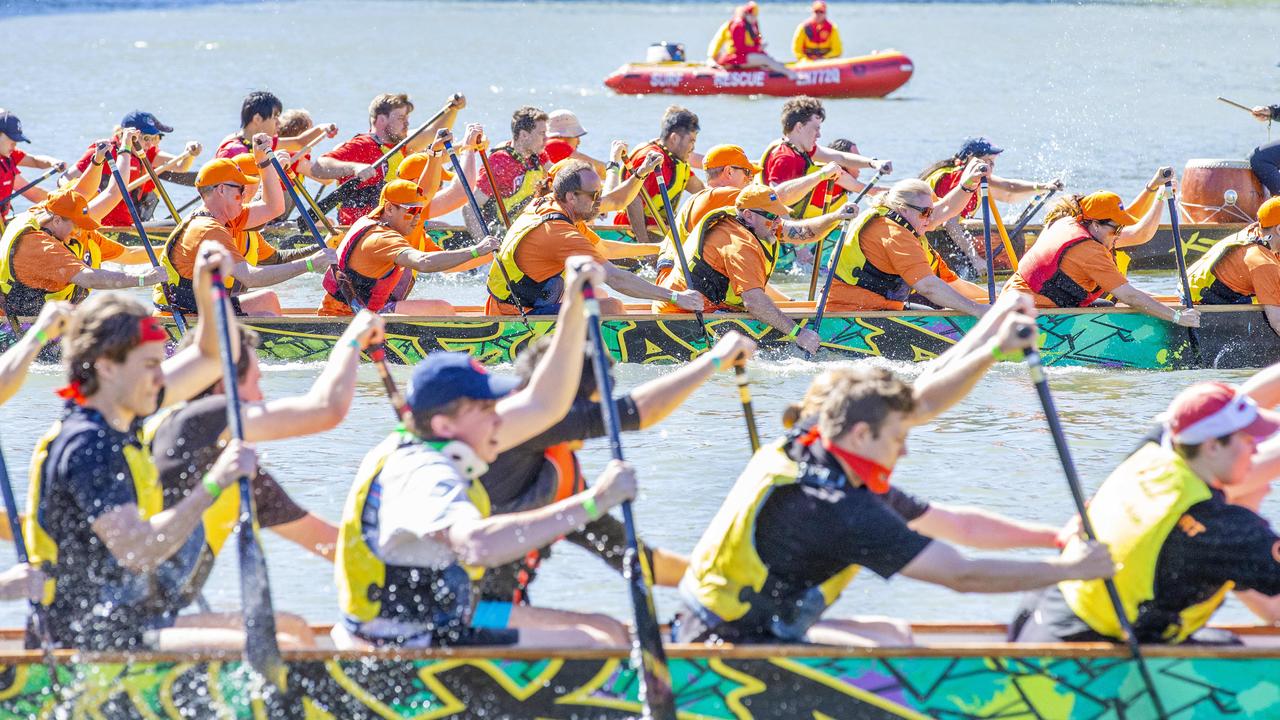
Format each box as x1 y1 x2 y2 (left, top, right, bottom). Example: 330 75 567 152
54 317 168 405
799 425 894 494
55 379 87 405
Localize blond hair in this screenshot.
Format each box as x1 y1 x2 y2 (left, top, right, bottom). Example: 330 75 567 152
876 178 934 216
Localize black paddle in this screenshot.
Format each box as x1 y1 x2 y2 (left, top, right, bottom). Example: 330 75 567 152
980 177 996 303
1021 327 1169 720
582 280 676 720
653 174 760 451
1164 179 1202 359
105 153 189 336
810 169 886 355
0 163 64 210
209 267 288 697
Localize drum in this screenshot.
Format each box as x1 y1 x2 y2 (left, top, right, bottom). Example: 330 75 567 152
1179 159 1268 223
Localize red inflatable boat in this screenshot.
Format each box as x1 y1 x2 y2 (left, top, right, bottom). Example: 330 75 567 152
603 50 913 99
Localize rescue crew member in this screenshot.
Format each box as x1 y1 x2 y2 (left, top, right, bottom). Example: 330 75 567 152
1002 191 1203 328
707 2 796 79
478 330 757 605
311 93 464 225
1012 381 1280 644
544 110 606 173
0 110 64 218
656 184 854 353
334 259 635 649
921 137 1061 222
27 245 311 651
470 106 551 232
1188 197 1280 336
0 187 165 316
1248 103 1280 196
485 159 705 315
157 140 334 316
615 106 705 240
823 178 989 315
318 179 499 316
792 1 842 61
760 96 892 221
676 292 1116 646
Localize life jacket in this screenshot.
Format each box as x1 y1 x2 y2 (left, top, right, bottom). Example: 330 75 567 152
482 142 545 226
154 211 242 312
1059 443 1231 643
681 207 780 310
0 214 84 316
831 207 940 303
336 431 491 643
680 436 861 639
1188 231 1274 305
321 216 404 312
718 17 762 64
506 444 582 605
758 140 840 219
798 19 837 60
486 205 575 312
0 154 18 217
1016 218 1110 308
656 186 737 277
613 141 693 229
923 163 981 219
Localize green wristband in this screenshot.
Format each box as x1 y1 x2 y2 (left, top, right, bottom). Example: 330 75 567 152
582 495 600 521
202 473 222 501
33 330 48 345
669 290 679 304
784 324 800 340
138 274 147 287
991 344 1025 363
306 257 315 273
471 247 481 259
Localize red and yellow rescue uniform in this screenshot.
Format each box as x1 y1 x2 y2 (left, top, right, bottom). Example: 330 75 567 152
716 14 764 66
824 206 959 311
655 206 779 313
1002 218 1129 308
792 17 842 60
612 140 692 229
1188 231 1280 305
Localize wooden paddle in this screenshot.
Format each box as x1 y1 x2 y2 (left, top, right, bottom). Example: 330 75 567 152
582 279 677 720
0 163 65 210
126 149 193 193
1020 327 1169 720
105 154 189 336
477 144 512 230
127 138 183 222
809 169 885 355
979 177 996 303
806 178 836 302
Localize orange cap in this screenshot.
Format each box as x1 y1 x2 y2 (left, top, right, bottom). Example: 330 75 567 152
232 153 261 184
42 188 99 230
379 179 426 207
1258 197 1280 228
396 152 453 184
735 184 789 217
704 144 760 173
196 158 253 188
1079 191 1140 227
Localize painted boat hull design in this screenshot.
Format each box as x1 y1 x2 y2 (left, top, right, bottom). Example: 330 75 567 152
152 306 1278 370
603 51 914 99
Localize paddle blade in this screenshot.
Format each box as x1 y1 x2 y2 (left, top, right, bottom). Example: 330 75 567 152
236 479 286 694
622 505 676 720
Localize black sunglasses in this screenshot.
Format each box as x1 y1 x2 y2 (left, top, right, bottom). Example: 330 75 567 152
903 202 933 216
752 209 780 222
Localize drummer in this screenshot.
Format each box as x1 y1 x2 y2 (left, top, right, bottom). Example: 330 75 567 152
1188 197 1280 336
1248 103 1280 196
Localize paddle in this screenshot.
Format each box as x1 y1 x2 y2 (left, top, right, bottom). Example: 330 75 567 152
442 137 531 329
0 163 65 210
1020 327 1169 720
105 153 189 336
1217 96 1256 114
810 169 886 352
209 266 288 697
291 175 340 241
979 177 996 303
806 178 836 302
1164 179 1201 357
126 138 183 222
653 174 760 451
317 94 462 215
477 144 512 230
126 148 194 193
1007 186 1059 243
582 279 676 720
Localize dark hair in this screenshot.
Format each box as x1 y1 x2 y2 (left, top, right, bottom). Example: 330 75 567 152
828 138 855 153
781 96 825 133
514 335 610 400
660 106 700 139
1173 434 1234 460
63 293 155 398
552 159 594 202
241 91 282 129
511 106 549 140
369 93 414 124
816 366 916 440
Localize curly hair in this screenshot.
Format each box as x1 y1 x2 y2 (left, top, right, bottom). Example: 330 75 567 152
815 366 916 440
1042 194 1086 226
781 96 825 134
62 293 154 398
511 106 549 140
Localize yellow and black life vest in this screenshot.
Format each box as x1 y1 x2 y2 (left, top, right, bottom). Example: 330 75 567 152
482 143 545 226
680 207 779 309
0 214 84 315
831 206 940 302
633 140 692 225
155 211 245 312
1188 231 1275 305
337 431 491 639
1060 442 1231 643
486 207 576 312
758 139 840 219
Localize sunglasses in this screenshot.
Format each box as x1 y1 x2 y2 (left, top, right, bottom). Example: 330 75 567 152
218 183 246 197
573 189 602 203
142 133 164 142
752 209 780 222
1097 220 1121 231
397 204 424 217
903 202 933 217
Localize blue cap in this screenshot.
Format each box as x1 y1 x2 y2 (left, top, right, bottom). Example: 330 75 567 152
406 352 520 413
957 136 1003 160
0 111 29 143
121 110 173 136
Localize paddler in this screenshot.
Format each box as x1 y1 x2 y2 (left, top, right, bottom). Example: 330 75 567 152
707 2 797 79
921 137 1061 221
792 1 842 61
675 292 1116 646
1011 380 1280 644
478 330 758 605
318 178 499 316
214 90 337 161
277 108 338 183
613 107 704 239
821 178 990 315
1001 191 1202 328
760 96 892 220
1248 103 1280 196
335 258 636 649
27 246 311 650
0 110 64 218
470 106 551 231
1187 197 1280 335
310 92 465 225
485 159 705 315
655 184 855 353
157 142 335 316
544 110 606 173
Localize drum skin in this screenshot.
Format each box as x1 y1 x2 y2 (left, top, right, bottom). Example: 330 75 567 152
1180 159 1268 223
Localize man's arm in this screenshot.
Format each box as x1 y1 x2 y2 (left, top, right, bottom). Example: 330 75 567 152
898 538 1113 593
909 275 986 316
600 239 660 259
270 513 338 562
773 162 840 206
623 194 652 242
69 265 163 290
1111 283 1198 324
396 236 500 274
244 149 287 228
811 145 889 175
741 287 820 353
605 262 701 307
781 204 857 245
989 175 1052 204
909 504 1060 550
0 302 69 406
404 95 465 155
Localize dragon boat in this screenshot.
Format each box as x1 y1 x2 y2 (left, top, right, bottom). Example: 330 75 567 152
2 623 1279 718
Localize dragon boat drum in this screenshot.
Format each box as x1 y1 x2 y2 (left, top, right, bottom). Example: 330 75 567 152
1179 159 1269 223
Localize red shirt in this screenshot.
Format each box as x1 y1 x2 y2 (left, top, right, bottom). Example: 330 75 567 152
0 148 27 216
475 145 548 199
543 139 575 165
74 141 159 227
612 142 682 227
324 134 393 225
763 141 835 210
719 18 762 66
932 167 979 218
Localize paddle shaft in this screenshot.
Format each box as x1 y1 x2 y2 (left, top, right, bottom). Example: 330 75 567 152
127 149 191 193
1164 182 1194 309
810 170 885 342
106 155 189 336
1007 187 1058 241
0 165 61 209
477 147 512 229
653 173 710 345
582 282 676 720
1023 346 1169 720
1217 96 1256 113
293 175 339 237
126 141 182 222
980 178 996 302
806 179 836 302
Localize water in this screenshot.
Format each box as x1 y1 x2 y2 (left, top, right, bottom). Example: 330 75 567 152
0 0 1276 633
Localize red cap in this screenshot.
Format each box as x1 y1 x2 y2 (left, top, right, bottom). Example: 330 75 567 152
1165 382 1280 444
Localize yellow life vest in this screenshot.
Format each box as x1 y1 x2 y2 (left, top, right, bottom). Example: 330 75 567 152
832 207 941 303
626 141 692 228
682 438 860 633
0 214 83 312
154 211 241 311
681 207 779 309
1188 231 1274 305
758 139 841 219
483 143 545 225
1060 442 1230 643
337 432 491 630
486 206 578 311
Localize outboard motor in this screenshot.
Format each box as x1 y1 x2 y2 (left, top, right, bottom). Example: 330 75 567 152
646 42 686 63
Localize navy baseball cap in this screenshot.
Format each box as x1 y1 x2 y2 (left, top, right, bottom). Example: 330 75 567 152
121 110 173 136
0 111 29 143
406 352 519 413
957 136 1003 159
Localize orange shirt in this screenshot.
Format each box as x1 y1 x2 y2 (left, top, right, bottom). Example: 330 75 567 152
1211 242 1280 305
1004 238 1128 308
485 203 607 315
170 209 250 279
656 217 771 312
12 229 87 292
681 186 742 232
69 229 127 263
318 222 413 316
827 214 957 311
